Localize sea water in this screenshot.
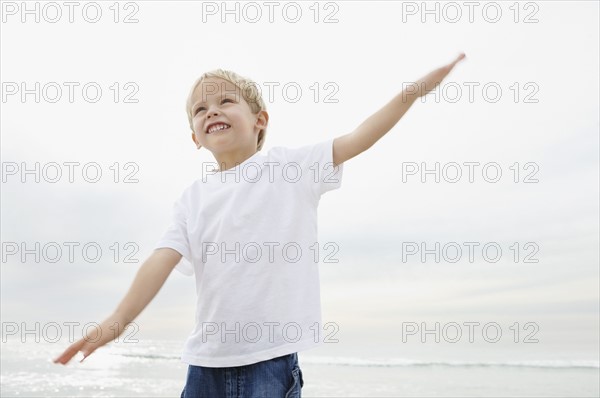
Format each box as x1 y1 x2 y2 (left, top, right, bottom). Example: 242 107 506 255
1 338 598 397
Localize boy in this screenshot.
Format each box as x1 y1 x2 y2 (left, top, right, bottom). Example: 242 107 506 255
54 53 466 397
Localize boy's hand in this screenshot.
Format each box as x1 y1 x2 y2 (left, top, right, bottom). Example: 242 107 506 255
413 53 466 98
52 312 129 365
332 52 467 166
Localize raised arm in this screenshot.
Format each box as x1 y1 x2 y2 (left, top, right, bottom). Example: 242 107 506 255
332 53 466 167
52 248 182 365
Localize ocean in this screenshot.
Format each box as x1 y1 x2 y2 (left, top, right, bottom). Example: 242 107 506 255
1 338 598 397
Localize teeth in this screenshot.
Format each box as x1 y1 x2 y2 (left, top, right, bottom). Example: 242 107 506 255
208 124 230 134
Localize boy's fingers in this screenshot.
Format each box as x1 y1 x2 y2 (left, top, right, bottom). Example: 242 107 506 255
53 348 76 364
452 53 466 66
78 346 95 363
52 339 84 364
444 53 466 73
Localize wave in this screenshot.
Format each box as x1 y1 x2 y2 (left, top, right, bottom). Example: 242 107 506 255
109 352 599 369
300 356 600 369
114 353 181 361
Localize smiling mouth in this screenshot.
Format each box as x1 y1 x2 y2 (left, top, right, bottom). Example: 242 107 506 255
207 124 231 134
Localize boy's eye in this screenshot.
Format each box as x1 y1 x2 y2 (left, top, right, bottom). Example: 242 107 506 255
194 98 233 116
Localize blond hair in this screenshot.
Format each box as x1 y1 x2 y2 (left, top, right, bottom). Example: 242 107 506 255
185 69 267 150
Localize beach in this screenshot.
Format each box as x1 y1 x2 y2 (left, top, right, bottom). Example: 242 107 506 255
1 338 598 397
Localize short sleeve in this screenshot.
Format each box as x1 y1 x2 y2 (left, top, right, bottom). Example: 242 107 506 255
154 195 194 276
287 138 344 200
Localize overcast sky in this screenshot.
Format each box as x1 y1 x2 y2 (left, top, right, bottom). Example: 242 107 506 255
1 1 598 360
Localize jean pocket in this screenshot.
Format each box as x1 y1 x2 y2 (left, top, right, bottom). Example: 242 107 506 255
284 366 302 398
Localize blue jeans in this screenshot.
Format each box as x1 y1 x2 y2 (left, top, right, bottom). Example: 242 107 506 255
180 352 304 398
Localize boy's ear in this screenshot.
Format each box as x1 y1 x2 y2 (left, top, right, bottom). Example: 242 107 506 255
256 110 269 130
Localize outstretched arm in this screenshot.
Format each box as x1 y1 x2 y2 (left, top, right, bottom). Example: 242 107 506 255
52 248 182 365
332 53 466 167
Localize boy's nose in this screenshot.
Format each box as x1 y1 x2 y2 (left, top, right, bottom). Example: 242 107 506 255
206 108 220 118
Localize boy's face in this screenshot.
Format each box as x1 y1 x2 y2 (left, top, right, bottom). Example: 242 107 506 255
190 77 267 154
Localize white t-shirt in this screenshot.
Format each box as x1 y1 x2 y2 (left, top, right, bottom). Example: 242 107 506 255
154 138 343 367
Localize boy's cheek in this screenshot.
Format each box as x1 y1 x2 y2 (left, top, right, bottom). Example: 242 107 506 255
193 121 203 135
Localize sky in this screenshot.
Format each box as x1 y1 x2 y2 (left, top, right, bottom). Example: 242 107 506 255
1 1 598 362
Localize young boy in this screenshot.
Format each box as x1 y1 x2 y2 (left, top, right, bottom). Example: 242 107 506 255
53 53 466 397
